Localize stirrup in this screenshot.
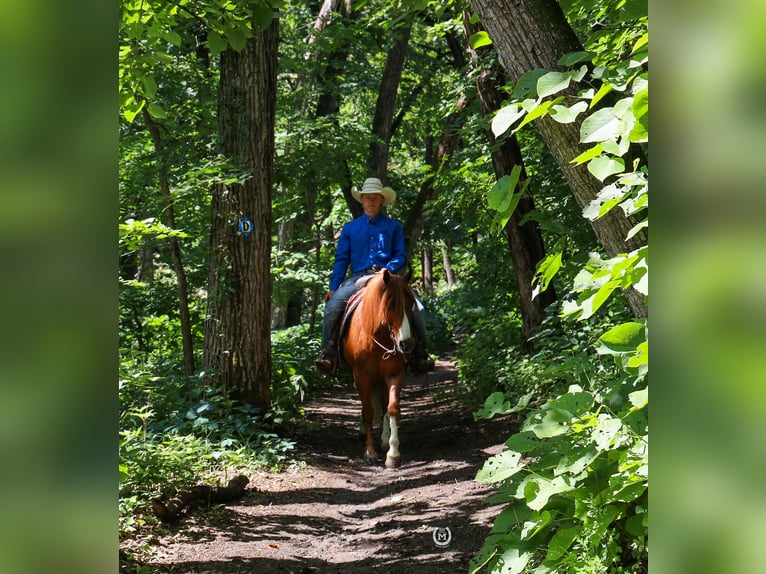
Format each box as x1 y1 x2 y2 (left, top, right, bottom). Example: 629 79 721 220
315 354 336 375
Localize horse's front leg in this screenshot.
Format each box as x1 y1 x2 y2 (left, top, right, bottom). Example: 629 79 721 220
384 381 402 468
357 387 379 465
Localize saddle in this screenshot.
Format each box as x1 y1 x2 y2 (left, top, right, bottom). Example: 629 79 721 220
330 274 374 370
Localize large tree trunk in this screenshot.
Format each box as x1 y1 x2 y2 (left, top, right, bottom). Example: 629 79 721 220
366 21 412 214
463 13 556 348
468 0 647 318
203 19 278 411
142 108 196 382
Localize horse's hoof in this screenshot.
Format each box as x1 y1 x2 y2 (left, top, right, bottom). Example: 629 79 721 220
364 452 378 465
385 456 401 469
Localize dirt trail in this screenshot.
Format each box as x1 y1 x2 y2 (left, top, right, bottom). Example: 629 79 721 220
149 358 518 573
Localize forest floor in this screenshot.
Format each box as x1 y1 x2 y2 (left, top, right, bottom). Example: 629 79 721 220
138 357 520 574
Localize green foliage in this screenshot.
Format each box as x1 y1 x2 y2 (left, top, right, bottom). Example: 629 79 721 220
473 2 648 572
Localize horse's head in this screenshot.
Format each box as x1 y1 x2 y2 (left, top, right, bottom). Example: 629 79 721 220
363 268 417 355
378 268 417 354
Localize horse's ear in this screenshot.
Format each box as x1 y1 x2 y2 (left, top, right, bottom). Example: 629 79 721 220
382 268 391 283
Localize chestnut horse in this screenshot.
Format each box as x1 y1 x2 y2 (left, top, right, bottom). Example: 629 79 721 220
342 268 417 468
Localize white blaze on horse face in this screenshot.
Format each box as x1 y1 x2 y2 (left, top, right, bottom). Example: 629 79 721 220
395 312 413 352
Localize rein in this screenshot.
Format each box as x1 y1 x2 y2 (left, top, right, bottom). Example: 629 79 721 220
372 326 398 360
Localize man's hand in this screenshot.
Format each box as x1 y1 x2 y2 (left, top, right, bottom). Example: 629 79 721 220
324 290 334 303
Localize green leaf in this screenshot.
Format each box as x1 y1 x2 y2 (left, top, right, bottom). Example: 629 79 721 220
207 29 227 55
147 103 167 119
488 170 519 211
597 321 645 354
513 69 548 99
476 450 526 483
537 71 571 98
590 83 613 108
571 144 603 165
474 391 511 421
253 5 275 31
523 476 573 510
492 104 524 137
545 525 582 561
628 387 648 409
532 250 563 299
531 408 572 438
469 31 492 49
517 99 556 130
580 107 620 143
497 545 533 574
587 155 624 181
591 415 623 450
558 51 594 66
549 101 588 124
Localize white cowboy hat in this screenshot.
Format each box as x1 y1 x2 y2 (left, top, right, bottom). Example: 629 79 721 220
351 177 396 206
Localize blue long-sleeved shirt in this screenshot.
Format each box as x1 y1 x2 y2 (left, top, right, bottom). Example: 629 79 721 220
329 212 407 291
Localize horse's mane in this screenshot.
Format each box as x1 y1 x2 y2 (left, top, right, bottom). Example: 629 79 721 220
347 270 410 352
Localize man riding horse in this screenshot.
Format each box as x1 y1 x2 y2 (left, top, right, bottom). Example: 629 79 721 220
314 177 434 376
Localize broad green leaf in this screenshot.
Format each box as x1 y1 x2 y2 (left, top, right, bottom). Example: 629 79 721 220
587 155 624 181
165 30 182 47
253 5 275 31
580 107 620 143
492 104 524 137
498 546 533 574
207 29 227 55
520 510 553 540
544 525 582 561
597 321 645 354
582 184 623 220
488 168 521 211
476 450 526 483
631 32 649 55
523 476 573 510
557 51 594 66
122 98 145 123
628 387 648 409
554 445 599 476
590 83 613 108
571 144 603 165
591 415 623 450
532 250 563 298
469 31 492 49
513 68 548 99
517 99 556 130
549 101 588 124
530 408 572 438
505 431 541 454
225 24 247 51
147 102 167 119
630 87 649 142
626 219 648 241
474 391 511 421
537 71 571 98
141 75 157 99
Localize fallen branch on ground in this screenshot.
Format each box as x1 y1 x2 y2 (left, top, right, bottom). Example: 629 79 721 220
151 475 250 523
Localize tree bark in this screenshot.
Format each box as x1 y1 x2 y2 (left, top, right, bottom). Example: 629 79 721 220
463 13 556 348
141 108 196 382
468 0 647 318
441 242 455 287
203 19 278 411
366 22 412 205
